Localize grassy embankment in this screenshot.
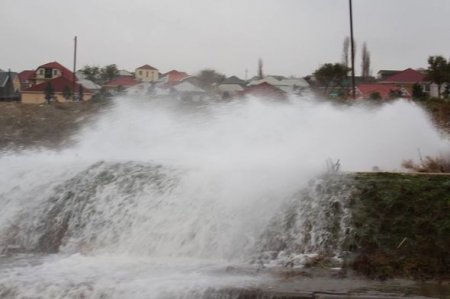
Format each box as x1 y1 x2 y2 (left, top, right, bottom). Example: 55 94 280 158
348 172 450 280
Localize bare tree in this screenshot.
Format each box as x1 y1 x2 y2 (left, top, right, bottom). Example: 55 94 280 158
361 42 371 79
258 58 264 79
342 37 350 67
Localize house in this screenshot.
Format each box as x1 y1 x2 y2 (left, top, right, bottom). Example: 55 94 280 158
18 70 36 90
378 68 440 98
170 81 208 101
277 78 310 94
217 76 246 99
135 64 159 82
0 71 21 101
377 70 401 81
248 76 282 87
34 61 75 85
118 69 134 77
247 76 310 95
356 83 410 100
240 82 286 100
126 82 154 96
160 70 189 83
104 76 139 91
77 78 101 93
21 76 93 104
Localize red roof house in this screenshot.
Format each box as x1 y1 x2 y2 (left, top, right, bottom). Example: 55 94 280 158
21 76 92 104
381 68 426 84
162 70 189 83
30 61 77 87
356 83 411 100
104 76 139 90
18 70 36 89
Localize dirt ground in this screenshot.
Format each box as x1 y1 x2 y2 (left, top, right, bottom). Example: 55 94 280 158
0 100 111 151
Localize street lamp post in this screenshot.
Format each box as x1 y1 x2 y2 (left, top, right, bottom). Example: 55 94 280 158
349 0 356 100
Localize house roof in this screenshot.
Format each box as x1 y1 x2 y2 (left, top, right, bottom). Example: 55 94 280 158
356 83 410 99
105 76 139 87
241 82 286 98
77 79 101 90
18 70 36 82
118 69 133 76
279 78 310 88
23 76 91 93
162 70 189 82
136 64 158 71
382 68 426 83
218 83 244 92
37 61 74 80
248 76 281 87
222 75 246 85
172 81 206 93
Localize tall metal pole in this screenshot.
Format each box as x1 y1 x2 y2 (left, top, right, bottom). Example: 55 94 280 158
349 0 356 100
73 36 77 100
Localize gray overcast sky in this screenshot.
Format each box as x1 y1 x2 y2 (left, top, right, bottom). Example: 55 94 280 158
2 0 450 78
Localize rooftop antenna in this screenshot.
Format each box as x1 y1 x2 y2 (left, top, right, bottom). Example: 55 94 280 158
349 0 356 99
73 36 77 100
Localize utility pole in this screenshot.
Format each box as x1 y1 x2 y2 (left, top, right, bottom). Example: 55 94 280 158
349 0 356 100
73 36 77 100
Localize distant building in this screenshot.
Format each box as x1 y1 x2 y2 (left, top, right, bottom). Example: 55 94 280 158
170 81 208 101
34 61 75 85
378 68 442 97
135 64 159 82
356 83 410 100
247 76 309 95
18 70 36 90
104 76 139 91
217 76 246 99
240 82 286 100
21 76 93 104
377 70 401 81
0 71 21 101
160 70 189 83
118 69 134 77
77 78 101 93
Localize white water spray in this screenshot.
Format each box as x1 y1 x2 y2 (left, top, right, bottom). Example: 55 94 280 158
0 95 448 297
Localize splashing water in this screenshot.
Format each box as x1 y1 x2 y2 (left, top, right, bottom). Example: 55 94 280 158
0 96 448 298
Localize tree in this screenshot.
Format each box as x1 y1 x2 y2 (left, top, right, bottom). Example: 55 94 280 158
369 91 381 100
196 69 225 90
258 58 264 79
63 86 72 101
412 83 425 100
361 42 371 79
80 65 101 83
427 56 448 99
81 64 119 85
44 82 54 104
342 37 350 68
100 64 119 84
313 63 350 95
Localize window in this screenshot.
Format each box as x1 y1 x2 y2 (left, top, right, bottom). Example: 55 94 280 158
139 71 142 76
39 69 44 75
146 71 149 77
53 70 58 76
44 68 53 79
